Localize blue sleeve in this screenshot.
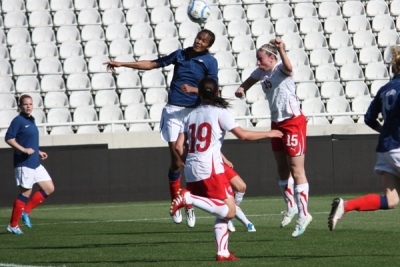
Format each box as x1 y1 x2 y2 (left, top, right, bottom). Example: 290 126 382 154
207 57 219 83
364 92 382 129
153 50 179 68
5 116 20 141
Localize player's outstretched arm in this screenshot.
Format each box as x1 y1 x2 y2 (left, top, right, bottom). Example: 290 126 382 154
230 127 283 141
103 60 158 72
235 77 258 98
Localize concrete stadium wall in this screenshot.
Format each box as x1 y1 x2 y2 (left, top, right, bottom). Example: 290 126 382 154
0 125 382 207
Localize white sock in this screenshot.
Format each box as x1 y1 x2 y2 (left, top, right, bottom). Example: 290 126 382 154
279 177 297 211
235 205 250 226
294 183 310 220
214 217 230 257
184 192 229 219
234 191 244 206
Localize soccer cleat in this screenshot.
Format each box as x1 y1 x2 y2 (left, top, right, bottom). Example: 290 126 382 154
216 253 240 261
291 214 313 238
7 225 23 235
328 198 345 231
246 222 256 232
280 207 298 228
170 188 189 223
21 211 32 229
227 220 236 232
186 206 196 228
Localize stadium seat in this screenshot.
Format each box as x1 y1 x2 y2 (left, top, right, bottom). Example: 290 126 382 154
208 6 223 21
133 38 158 58
158 37 181 56
366 0 389 17
84 40 109 58
204 20 228 37
73 106 98 122
340 63 365 84
246 4 269 21
251 18 274 38
0 59 12 77
76 125 100 134
0 45 9 60
287 48 309 67
74 0 98 11
174 5 190 24
145 88 168 105
27 93 44 109
7 28 31 46
105 23 129 42
102 8 126 26
44 91 69 109
116 71 141 90
15 76 40 94
26 0 49 12
370 79 389 97
222 5 246 22
299 17 323 36
41 75 66 93
0 31 6 47
359 46 383 66
250 99 270 124
296 82 320 101
364 62 390 83
125 7 150 26
91 73 116 92
320 81 345 100
99 105 124 122
178 21 200 40
304 32 328 51
293 65 315 83
38 57 63 75
342 1 365 19
66 73 91 93
129 123 152 132
318 1 341 21
4 11 28 29
270 3 293 21
315 64 340 84
149 102 166 120
56 26 80 43
129 23 154 41
2 0 26 13
391 0 400 17
88 55 110 74
109 39 133 58
0 76 15 93
307 116 330 125
13 58 38 77
77 8 102 26
31 27 56 45
141 69 166 89
29 10 53 28
331 116 354 125
309 48 333 68
53 10 77 27
326 96 350 113
345 81 369 99
294 3 317 22
47 107 72 123
63 56 88 74
150 6 174 25
220 85 242 101
81 25 105 43
347 15 371 35
35 42 59 60
244 83 265 104
124 103 149 121
69 91 94 108
120 89 145 106
334 47 358 67
353 30 377 51
301 97 325 115
59 41 83 59
99 0 122 11
214 51 237 69
275 18 298 36
372 15 395 33
328 31 352 50
377 30 400 49
103 124 127 133
228 100 252 127
94 90 119 108
50 0 74 12
227 19 251 39
208 35 232 54
10 43 34 61
31 108 46 124
146 0 170 9
231 35 255 54
218 68 241 86
0 93 17 109
0 110 19 135
281 32 304 51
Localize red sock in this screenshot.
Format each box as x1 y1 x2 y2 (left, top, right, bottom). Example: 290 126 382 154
344 194 382 212
169 177 181 200
10 196 28 227
25 190 48 214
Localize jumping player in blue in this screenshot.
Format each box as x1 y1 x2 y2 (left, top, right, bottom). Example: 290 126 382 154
104 29 218 226
329 45 400 231
5 94 55 234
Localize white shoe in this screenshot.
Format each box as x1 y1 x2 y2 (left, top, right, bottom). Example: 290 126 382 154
328 198 345 231
246 222 256 232
186 207 195 228
292 214 312 238
280 207 298 228
227 220 236 232
171 209 182 224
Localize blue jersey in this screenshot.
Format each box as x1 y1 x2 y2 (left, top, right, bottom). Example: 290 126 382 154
153 47 218 107
365 76 400 152
5 114 40 168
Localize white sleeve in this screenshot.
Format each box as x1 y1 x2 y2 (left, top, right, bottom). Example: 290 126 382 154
218 109 239 131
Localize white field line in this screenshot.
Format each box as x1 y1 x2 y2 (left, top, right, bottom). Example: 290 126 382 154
0 264 66 267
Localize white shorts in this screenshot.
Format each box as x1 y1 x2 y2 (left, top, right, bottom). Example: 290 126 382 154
159 103 194 142
374 148 400 177
14 165 52 189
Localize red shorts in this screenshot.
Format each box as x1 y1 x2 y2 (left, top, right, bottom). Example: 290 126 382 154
271 114 307 157
223 163 238 181
186 172 234 200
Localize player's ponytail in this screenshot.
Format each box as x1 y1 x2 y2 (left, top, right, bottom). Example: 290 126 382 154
198 77 230 109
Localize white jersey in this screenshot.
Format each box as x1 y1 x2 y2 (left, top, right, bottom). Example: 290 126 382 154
251 61 301 122
182 105 238 182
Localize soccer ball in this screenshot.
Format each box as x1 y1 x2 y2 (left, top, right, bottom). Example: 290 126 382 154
187 0 211 24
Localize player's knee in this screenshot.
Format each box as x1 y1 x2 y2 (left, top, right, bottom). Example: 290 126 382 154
236 182 246 193
225 209 236 220
387 195 399 209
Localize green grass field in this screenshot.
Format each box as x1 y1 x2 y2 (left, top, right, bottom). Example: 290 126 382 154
0 195 399 267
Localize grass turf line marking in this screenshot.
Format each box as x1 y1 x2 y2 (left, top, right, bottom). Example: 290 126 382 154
0 264 66 267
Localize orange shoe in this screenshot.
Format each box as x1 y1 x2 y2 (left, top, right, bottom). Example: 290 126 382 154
216 253 240 261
